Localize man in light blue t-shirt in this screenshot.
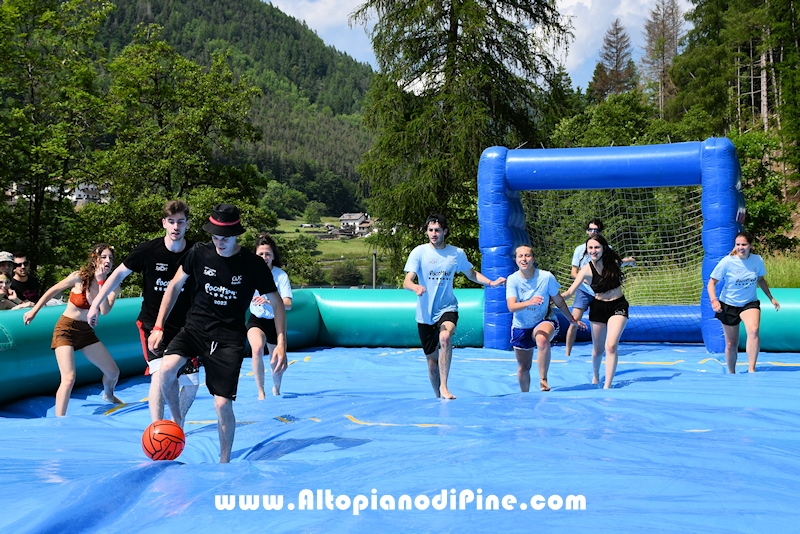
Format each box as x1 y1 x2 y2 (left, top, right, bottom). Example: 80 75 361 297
404 213 506 399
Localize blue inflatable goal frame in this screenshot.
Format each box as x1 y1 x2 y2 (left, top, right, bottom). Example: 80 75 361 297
477 137 745 353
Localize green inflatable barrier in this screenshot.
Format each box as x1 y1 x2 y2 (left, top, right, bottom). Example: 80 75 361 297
302 288 483 348
0 289 485 404
0 299 144 405
738 288 800 352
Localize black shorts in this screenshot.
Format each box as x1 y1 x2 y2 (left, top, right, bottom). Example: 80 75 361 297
589 297 629 324
715 300 760 326
246 315 278 345
165 327 245 400
417 311 459 355
137 320 200 377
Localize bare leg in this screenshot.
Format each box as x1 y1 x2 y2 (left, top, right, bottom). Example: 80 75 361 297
514 347 533 392
81 342 122 404
425 351 441 397
590 322 606 385
437 321 457 399
179 384 199 421
534 322 556 391
565 307 585 357
214 395 235 463
149 370 164 421
722 323 741 374
602 315 628 389
267 342 283 396
53 346 77 416
159 354 188 428
740 308 761 373
247 327 268 399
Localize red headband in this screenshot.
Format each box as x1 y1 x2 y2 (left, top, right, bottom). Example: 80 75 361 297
209 216 241 226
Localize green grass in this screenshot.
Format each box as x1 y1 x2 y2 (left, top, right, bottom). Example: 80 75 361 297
763 252 800 288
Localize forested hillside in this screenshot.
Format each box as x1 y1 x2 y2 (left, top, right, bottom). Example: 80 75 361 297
99 0 373 210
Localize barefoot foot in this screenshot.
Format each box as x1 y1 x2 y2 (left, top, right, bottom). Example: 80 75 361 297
272 385 280 396
257 389 266 400
540 378 550 392
103 394 123 404
439 387 457 400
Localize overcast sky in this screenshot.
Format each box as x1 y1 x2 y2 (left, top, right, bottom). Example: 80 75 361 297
265 0 694 90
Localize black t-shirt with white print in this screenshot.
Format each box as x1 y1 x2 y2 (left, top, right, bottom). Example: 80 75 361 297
123 237 195 327
180 242 278 342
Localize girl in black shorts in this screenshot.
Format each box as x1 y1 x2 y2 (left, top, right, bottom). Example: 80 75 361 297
561 234 628 389
246 234 293 398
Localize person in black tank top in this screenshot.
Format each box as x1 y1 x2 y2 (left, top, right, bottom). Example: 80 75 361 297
560 234 629 390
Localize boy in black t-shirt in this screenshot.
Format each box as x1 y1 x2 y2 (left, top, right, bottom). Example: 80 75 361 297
88 200 199 422
149 204 287 463
10 253 40 307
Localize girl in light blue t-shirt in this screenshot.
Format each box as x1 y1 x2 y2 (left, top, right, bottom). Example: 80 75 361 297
506 246 584 392
708 231 779 374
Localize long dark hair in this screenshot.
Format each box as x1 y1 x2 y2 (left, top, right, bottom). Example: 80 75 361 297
79 243 114 289
255 233 283 268
587 234 624 284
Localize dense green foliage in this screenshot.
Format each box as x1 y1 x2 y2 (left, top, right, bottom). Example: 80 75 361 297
2 0 799 289
98 0 372 214
351 0 571 271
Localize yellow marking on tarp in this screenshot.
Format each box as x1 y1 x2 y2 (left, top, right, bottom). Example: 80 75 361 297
310 417 321 422
698 358 725 365
288 359 299 366
766 362 800 367
276 416 293 423
303 356 311 362
345 414 442 428
103 403 133 415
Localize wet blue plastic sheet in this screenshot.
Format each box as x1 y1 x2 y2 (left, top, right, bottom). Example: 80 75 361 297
2 344 800 533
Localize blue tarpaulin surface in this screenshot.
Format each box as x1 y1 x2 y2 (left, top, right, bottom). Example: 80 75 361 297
2 343 799 533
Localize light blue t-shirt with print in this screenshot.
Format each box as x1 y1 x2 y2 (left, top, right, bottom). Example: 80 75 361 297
710 254 766 307
506 269 561 329
249 266 293 319
404 243 473 324
571 242 595 296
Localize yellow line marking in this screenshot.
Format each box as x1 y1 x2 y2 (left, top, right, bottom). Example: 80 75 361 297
310 417 321 422
766 362 800 367
276 416 293 423
699 358 725 365
103 403 133 415
288 359 299 366
304 356 310 362
345 414 442 428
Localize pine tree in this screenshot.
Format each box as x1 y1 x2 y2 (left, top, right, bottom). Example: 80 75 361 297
589 18 637 101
